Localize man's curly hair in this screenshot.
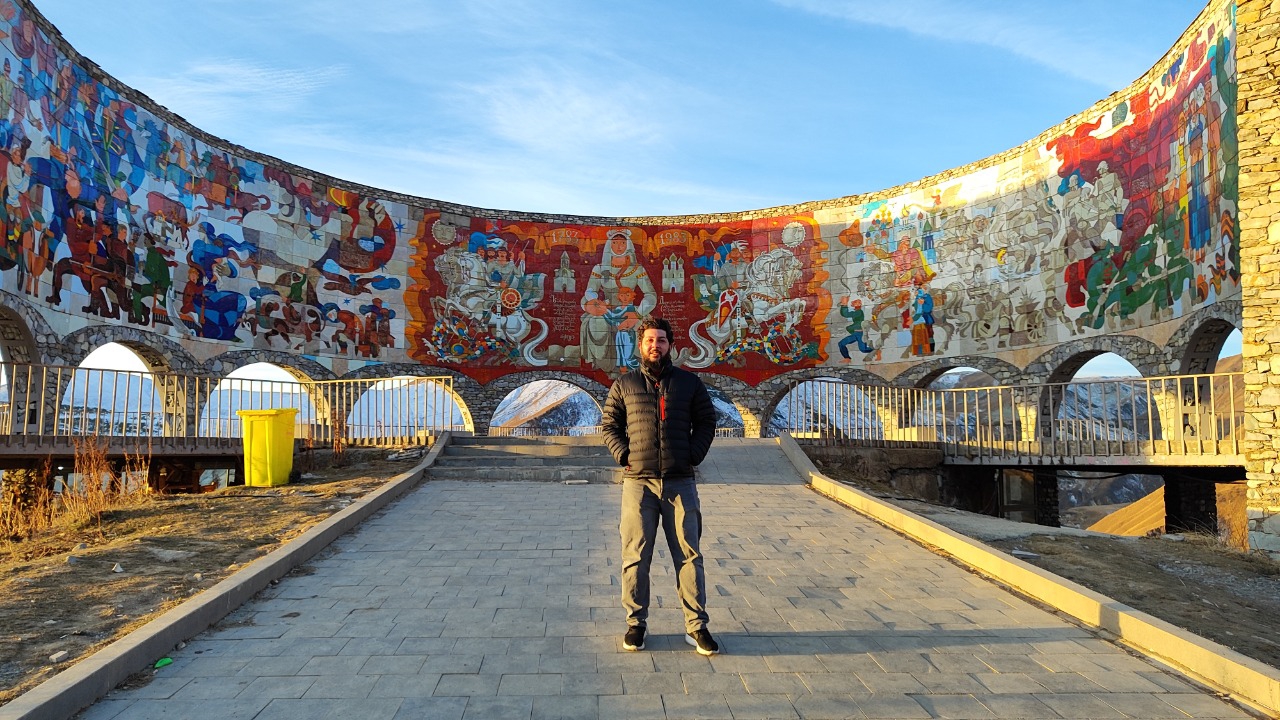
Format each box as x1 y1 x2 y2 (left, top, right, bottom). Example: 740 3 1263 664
636 316 674 343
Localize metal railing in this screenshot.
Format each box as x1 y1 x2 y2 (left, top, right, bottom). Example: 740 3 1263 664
780 373 1245 465
0 362 460 449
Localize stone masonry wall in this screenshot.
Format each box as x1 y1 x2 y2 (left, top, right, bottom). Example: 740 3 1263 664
1238 0 1280 550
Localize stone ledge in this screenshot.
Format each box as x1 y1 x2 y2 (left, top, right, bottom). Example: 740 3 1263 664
0 434 452 720
775 431 1280 718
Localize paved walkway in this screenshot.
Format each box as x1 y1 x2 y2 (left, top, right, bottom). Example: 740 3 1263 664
81 440 1251 719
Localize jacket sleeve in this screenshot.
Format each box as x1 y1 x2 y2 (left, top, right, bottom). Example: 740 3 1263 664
688 378 716 466
601 380 629 467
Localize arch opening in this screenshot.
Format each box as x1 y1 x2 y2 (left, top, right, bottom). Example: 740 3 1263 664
56 343 163 436
920 366 998 389
1173 324 1243 441
197 362 320 439
1217 328 1243 369
707 386 744 438
489 380 602 437
1049 353 1164 531
1051 352 1153 442
916 366 1020 443
1181 322 1242 375
343 376 470 443
771 377 883 440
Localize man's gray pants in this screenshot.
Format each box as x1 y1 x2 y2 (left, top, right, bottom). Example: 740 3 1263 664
619 476 709 633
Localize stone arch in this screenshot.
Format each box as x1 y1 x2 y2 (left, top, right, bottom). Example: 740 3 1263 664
58 325 202 375
339 364 479 434
0 290 54 364
1164 299 1241 374
1022 335 1166 443
757 367 888 424
890 358 1024 441
0 293 56 433
193 350 337 444
756 367 891 438
204 350 335 382
890 355 1023 388
48 327 205 437
476 370 609 435
1022 334 1166 386
309 363 472 439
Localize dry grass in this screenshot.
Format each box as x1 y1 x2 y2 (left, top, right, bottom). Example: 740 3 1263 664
331 416 348 466
0 440 150 548
0 460 53 541
0 448 413 705
59 439 151 540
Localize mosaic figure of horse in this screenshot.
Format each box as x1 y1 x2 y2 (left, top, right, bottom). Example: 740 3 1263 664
432 248 549 365
248 293 325 350
742 248 806 330
864 285 961 360
927 283 966 354
433 248 494 322
969 284 1016 350
683 248 806 368
867 290 911 359
487 273 550 366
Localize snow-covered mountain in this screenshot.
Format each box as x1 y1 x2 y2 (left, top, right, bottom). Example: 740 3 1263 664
491 380 601 434
493 381 746 434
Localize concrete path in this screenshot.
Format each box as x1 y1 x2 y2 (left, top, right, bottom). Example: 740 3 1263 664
80 440 1252 719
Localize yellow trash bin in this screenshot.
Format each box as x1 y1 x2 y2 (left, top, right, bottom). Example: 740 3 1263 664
237 408 299 487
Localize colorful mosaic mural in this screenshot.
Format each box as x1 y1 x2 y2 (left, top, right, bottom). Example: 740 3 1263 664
405 216 829 384
817 5 1238 365
0 0 1239 385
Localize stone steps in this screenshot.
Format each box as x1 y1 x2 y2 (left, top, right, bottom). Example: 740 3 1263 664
442 444 607 458
433 455 616 468
450 435 603 446
428 434 621 483
426 465 623 483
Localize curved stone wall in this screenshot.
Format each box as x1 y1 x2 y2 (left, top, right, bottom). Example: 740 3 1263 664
0 0 1238 388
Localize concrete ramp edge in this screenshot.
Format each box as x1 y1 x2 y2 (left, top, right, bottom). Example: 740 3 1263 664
0 433 453 720
775 431 1280 718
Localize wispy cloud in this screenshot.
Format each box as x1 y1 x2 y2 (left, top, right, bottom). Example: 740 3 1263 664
770 0 1147 89
128 60 347 127
459 66 666 159
256 123 769 216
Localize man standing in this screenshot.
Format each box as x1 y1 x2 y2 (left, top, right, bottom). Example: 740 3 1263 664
602 317 720 655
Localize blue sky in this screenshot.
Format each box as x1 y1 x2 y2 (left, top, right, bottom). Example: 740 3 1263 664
44 0 1232 378
40 0 1208 218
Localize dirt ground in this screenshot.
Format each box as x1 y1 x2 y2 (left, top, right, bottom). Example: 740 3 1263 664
0 448 421 706
5 449 1278 708
819 463 1280 671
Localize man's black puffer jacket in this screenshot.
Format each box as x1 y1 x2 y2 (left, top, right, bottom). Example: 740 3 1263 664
602 360 717 480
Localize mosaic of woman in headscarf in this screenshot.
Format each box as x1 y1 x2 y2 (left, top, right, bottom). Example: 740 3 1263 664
580 228 656 373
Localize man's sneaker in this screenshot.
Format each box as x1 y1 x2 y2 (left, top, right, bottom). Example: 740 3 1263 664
622 626 646 651
685 629 720 656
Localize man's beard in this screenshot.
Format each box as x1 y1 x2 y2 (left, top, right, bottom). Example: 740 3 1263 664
640 352 670 377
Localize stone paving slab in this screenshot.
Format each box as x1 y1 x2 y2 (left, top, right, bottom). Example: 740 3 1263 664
77 442 1254 719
